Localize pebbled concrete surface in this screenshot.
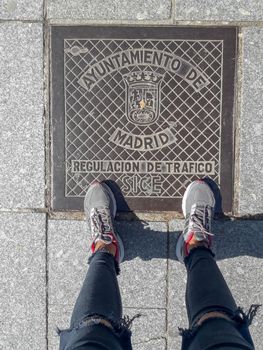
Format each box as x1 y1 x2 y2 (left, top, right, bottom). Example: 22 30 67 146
239 28 263 215
175 0 263 21
0 0 43 20
47 0 172 21
0 213 46 350
0 23 45 209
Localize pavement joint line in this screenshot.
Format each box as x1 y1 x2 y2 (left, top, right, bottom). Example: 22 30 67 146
0 19 43 23
44 5 49 350
2 19 263 27
47 18 173 25
172 0 176 24
172 20 263 27
44 19 263 27
233 28 244 216
43 19 51 212
1 208 262 220
43 0 47 21
45 213 49 350
47 211 263 221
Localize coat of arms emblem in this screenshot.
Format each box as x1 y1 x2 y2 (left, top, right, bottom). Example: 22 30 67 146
123 71 164 126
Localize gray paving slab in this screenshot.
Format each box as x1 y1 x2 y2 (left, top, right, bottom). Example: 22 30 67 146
133 338 166 350
116 221 168 308
48 219 168 348
0 0 43 20
127 308 166 346
47 0 171 21
0 23 44 209
239 28 263 215
168 219 263 349
175 0 263 21
0 213 46 350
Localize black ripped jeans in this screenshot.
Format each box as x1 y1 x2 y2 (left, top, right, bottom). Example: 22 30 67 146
182 247 256 350
58 247 257 350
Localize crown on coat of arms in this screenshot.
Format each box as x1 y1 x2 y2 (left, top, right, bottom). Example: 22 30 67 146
124 71 164 85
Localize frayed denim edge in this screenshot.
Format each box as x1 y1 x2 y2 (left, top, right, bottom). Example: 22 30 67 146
56 313 142 342
56 313 142 350
178 304 262 339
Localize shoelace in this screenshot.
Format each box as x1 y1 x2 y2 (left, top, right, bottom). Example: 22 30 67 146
189 206 214 240
90 207 113 244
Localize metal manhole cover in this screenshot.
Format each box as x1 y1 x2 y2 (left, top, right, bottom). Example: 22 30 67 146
51 26 237 212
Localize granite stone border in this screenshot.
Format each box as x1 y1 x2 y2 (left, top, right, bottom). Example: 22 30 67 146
0 22 45 209
238 27 263 215
0 213 46 349
174 0 263 22
0 0 43 20
47 0 172 21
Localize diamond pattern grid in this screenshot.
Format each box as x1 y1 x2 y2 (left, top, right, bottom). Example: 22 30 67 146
64 39 223 198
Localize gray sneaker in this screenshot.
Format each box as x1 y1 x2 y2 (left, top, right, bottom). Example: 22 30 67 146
84 181 124 263
176 179 215 263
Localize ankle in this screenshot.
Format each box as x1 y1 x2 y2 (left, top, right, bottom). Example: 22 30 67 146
94 241 116 256
187 236 209 252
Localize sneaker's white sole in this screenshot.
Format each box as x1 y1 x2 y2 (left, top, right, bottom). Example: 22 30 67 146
182 181 195 218
116 233 125 263
175 233 185 264
176 181 198 263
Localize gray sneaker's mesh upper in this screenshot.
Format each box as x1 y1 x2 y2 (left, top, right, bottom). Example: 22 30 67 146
176 180 215 263
90 207 115 244
183 204 214 243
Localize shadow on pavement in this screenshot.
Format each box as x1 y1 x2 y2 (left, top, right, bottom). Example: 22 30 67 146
105 179 263 262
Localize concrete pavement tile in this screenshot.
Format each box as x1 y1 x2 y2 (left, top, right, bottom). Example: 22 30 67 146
0 213 46 350
239 28 263 215
175 0 263 21
0 23 44 209
47 0 171 20
133 338 166 350
0 0 43 20
214 221 263 349
168 219 263 349
116 221 168 308
123 308 166 344
168 337 182 350
133 339 166 350
48 219 89 350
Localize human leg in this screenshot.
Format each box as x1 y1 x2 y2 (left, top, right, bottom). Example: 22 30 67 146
176 180 259 350
185 246 237 326
70 247 122 329
183 246 258 350
58 182 135 350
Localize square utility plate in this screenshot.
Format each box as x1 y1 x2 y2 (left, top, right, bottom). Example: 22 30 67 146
51 26 237 212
